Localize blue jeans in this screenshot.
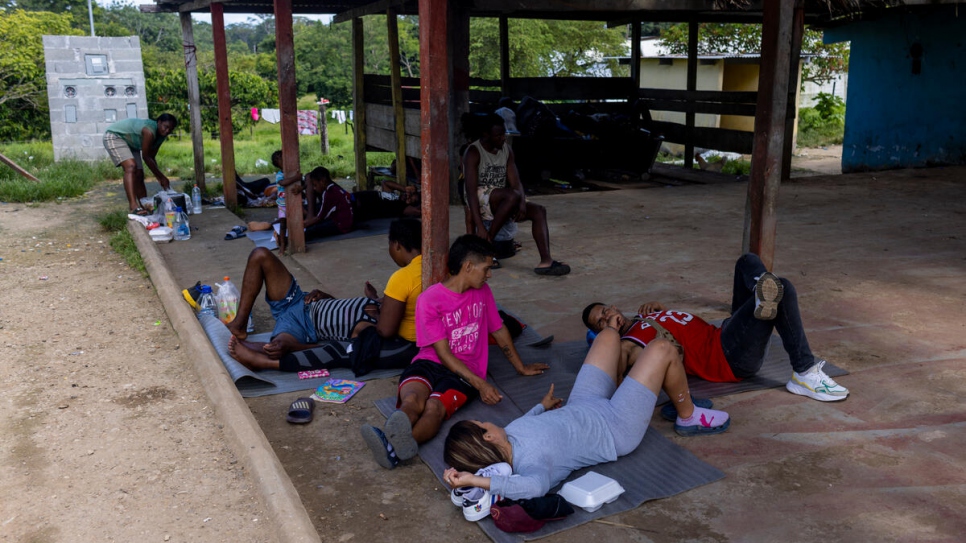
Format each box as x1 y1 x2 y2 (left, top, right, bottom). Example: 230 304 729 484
267 280 318 344
719 254 815 377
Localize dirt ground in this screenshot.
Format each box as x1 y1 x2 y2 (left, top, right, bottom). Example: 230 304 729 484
0 196 279 543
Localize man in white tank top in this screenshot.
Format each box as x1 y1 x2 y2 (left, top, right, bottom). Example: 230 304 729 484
462 113 571 276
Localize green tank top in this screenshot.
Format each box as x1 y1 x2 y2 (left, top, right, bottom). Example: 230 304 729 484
105 118 166 151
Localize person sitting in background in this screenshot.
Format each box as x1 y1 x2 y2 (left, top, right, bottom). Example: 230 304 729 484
352 180 421 222
302 166 354 240
463 114 570 276
267 166 355 251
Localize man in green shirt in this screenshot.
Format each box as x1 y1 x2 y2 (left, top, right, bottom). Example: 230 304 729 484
103 113 178 215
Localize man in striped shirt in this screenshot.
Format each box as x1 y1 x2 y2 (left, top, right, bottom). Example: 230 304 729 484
226 246 380 371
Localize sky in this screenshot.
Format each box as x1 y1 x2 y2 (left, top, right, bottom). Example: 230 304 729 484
102 0 333 25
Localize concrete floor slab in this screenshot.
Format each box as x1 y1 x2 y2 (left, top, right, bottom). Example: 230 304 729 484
152 165 966 542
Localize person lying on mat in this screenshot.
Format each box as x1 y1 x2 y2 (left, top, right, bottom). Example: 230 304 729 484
462 113 570 276
225 220 422 371
440 326 731 501
361 235 549 470
583 253 849 404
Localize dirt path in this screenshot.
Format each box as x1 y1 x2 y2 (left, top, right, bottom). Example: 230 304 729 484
0 189 280 543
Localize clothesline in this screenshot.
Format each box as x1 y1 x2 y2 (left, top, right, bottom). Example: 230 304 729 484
250 108 354 136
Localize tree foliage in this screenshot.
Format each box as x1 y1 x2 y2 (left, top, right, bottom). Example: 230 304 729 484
146 65 277 136
659 23 848 85
469 19 627 79
0 9 82 140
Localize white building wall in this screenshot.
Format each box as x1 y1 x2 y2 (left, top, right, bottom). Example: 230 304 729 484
43 35 150 162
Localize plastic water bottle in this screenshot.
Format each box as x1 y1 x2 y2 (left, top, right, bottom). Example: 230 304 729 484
198 285 217 317
173 207 191 241
164 197 176 228
214 276 240 324
246 315 254 333
192 184 203 215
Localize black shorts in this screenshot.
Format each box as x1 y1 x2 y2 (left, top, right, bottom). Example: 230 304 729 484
398 359 479 418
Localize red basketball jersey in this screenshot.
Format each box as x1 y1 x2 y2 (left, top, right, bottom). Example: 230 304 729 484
621 310 738 383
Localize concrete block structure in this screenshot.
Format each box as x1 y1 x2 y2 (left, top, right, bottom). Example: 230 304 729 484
43 35 149 162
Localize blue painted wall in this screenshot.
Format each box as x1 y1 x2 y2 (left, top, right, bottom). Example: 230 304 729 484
826 8 966 172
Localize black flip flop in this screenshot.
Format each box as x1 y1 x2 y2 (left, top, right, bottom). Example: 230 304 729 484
131 207 151 217
224 225 248 240
534 260 571 276
286 397 315 424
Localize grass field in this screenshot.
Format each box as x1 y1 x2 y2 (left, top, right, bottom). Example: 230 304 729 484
1 94 393 203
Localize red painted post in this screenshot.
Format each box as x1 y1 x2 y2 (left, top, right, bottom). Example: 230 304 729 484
274 0 305 253
210 2 237 208
418 0 452 288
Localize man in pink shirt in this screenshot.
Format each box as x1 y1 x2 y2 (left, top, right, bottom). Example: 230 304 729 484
361 235 549 469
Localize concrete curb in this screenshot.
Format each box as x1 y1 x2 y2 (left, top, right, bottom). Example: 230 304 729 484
129 222 321 543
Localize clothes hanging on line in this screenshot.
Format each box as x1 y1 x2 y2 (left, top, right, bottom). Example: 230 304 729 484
297 110 318 135
261 108 280 124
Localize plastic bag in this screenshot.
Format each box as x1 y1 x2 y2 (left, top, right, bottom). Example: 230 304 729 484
214 276 240 324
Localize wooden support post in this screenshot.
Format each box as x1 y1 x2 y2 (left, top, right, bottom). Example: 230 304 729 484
745 0 795 269
318 100 329 155
352 18 369 190
388 8 406 186
419 0 453 288
684 18 698 170
179 12 206 191
781 5 805 181
275 0 304 253
210 2 236 208
450 3 470 203
630 20 642 99
499 16 510 95
0 152 40 182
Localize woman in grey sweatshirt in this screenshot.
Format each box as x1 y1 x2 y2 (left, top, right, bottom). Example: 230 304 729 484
443 327 730 500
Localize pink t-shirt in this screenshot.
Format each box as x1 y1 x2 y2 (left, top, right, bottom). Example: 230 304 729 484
414 282 503 380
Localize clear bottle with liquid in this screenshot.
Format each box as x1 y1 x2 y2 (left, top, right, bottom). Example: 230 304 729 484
164 197 176 228
173 206 191 241
198 285 217 317
192 184 203 214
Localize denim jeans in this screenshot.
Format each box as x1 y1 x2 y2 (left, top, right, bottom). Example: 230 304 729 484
719 253 815 377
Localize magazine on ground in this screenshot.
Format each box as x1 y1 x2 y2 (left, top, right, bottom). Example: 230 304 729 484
312 378 365 404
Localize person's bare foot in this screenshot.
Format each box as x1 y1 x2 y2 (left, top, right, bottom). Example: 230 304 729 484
225 317 249 340
227 335 278 371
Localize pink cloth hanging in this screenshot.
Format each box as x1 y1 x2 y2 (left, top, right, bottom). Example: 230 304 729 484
251 107 259 121
297 110 318 135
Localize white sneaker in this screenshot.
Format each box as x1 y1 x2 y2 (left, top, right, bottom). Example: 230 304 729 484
449 462 512 507
786 360 849 401
462 488 500 521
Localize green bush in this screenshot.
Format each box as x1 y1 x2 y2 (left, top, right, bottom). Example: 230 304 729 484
797 92 845 148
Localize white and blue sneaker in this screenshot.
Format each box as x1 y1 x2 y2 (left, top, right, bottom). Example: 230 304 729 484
449 462 512 520
462 488 501 521
786 360 849 402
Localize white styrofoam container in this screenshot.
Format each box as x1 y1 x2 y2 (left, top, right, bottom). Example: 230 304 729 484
149 226 173 242
558 471 625 512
